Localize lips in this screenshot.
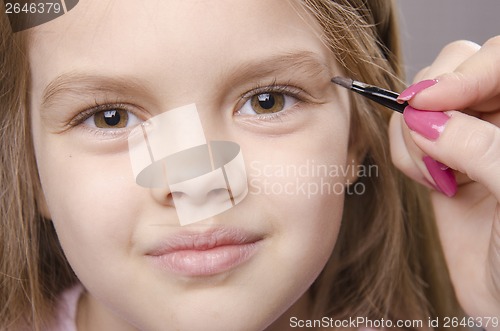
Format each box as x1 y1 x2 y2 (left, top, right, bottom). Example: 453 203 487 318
145 228 263 277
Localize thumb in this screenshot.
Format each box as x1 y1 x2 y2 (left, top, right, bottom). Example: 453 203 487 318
409 36 500 112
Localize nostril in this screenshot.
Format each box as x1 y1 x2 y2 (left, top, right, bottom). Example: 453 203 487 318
207 188 232 203
170 191 185 201
171 187 231 205
163 192 177 207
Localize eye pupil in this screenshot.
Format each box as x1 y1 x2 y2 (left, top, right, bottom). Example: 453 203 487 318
251 93 285 114
258 93 275 110
104 110 121 126
94 109 129 128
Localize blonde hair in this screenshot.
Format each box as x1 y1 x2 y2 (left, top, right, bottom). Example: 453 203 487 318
301 0 464 328
0 1 464 330
0 6 76 330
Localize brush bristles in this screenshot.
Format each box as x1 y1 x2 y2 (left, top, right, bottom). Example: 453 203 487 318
331 76 353 89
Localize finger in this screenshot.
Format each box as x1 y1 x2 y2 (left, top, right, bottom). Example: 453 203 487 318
404 108 500 200
389 112 431 187
401 40 482 118
392 40 490 195
410 40 480 84
410 36 500 112
399 40 480 103
390 40 480 192
391 113 472 195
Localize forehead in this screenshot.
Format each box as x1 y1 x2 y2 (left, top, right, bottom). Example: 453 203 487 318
28 0 332 89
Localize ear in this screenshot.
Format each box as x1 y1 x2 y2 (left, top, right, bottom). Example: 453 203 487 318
345 141 368 184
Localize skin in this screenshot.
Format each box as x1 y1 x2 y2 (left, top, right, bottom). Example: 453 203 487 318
29 0 357 330
390 36 500 329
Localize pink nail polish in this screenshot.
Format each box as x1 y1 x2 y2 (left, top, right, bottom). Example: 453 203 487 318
423 156 457 197
397 79 438 102
403 106 450 140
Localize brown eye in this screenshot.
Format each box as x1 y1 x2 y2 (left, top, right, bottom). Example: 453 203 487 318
94 110 129 128
250 93 285 114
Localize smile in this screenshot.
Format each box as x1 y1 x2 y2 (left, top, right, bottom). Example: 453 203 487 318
145 228 263 277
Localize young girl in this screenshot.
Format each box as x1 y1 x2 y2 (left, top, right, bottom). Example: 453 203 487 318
1 0 499 330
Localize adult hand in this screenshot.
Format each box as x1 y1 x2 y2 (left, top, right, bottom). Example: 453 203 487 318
389 36 500 330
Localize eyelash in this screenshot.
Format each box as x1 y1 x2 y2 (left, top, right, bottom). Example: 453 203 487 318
237 83 308 121
68 102 140 137
68 83 309 135
71 102 127 124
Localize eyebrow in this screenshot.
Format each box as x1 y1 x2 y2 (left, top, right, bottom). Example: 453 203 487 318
41 73 151 110
40 51 331 109
223 50 331 86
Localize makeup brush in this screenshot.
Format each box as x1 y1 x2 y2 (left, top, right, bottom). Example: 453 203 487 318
331 76 408 114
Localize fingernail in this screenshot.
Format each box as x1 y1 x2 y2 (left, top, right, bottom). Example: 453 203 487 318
423 156 457 197
403 106 450 140
397 79 438 102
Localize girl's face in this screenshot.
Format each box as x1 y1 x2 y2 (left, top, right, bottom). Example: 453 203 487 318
30 0 354 330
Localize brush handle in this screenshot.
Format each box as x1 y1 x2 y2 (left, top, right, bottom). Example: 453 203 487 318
350 81 408 113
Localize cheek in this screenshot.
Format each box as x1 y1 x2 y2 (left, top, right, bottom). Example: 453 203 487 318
36 139 143 269
243 110 349 216
239 111 350 273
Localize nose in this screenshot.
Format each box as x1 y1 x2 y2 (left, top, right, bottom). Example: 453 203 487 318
149 142 247 225
148 157 234 216
127 104 248 225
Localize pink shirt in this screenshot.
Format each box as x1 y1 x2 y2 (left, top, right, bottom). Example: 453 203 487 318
49 285 83 331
